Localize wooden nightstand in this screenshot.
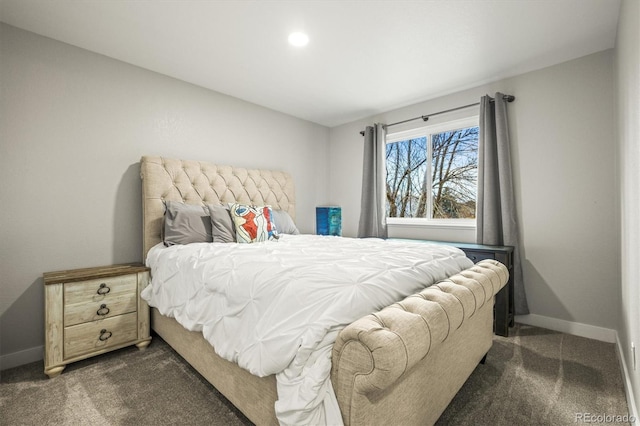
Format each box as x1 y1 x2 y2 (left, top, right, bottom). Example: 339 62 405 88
43 264 152 378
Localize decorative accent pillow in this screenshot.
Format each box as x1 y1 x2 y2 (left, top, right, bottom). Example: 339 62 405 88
271 209 300 235
163 201 212 246
207 204 236 243
229 203 278 243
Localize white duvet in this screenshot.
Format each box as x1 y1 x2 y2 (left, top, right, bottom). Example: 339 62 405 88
141 234 473 425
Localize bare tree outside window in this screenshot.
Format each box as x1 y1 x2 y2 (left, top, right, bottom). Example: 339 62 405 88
431 127 478 218
386 126 479 219
386 137 427 218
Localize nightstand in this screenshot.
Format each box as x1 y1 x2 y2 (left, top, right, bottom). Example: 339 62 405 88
43 263 151 378
392 239 514 337
447 242 514 337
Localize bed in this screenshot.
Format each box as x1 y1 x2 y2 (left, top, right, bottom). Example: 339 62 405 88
140 155 508 426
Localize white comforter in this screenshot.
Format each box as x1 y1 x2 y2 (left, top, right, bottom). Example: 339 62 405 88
141 235 473 425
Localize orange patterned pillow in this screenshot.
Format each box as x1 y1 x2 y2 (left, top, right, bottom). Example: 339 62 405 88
229 203 279 243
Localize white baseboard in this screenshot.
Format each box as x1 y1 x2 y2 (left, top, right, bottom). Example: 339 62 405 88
0 345 43 371
515 313 617 343
616 334 639 423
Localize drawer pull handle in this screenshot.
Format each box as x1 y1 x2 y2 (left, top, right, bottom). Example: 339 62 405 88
96 304 110 316
99 329 112 341
97 283 111 295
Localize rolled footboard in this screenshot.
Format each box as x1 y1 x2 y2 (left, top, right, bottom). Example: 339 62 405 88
331 259 508 426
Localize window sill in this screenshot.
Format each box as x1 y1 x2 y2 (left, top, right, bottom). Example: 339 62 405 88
386 218 476 230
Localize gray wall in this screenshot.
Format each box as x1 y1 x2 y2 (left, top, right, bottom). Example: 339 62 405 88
615 0 640 415
0 23 330 365
329 50 620 332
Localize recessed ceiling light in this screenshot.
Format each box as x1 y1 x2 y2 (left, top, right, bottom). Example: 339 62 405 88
288 32 309 47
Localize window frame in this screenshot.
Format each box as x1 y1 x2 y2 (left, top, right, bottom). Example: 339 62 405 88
385 116 480 229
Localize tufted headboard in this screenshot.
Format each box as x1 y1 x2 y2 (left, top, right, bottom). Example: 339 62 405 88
140 156 296 259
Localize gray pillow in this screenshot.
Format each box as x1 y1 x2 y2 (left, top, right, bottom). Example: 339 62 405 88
207 204 236 243
271 209 300 235
163 201 212 246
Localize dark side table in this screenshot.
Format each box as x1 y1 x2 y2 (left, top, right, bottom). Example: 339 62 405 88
394 239 514 337
448 242 514 337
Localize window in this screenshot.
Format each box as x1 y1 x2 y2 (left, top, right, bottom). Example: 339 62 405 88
385 117 479 226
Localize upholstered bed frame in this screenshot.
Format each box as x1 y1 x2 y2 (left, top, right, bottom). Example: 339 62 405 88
140 156 508 426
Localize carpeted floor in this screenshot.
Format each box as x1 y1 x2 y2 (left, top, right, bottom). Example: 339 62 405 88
0 324 631 426
436 324 630 426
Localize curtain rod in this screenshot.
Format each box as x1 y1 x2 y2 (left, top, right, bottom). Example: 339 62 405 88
359 94 515 136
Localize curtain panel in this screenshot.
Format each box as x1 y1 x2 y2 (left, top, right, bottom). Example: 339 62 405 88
477 93 529 315
358 123 388 239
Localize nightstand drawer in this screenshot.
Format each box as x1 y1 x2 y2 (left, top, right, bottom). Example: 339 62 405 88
64 293 137 326
64 275 137 306
64 312 138 359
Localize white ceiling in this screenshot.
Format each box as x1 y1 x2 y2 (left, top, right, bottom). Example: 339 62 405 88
0 0 621 127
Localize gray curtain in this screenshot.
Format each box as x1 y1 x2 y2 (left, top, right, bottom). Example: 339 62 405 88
358 123 388 238
477 93 529 315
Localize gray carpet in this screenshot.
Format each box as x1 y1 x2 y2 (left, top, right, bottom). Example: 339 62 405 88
437 324 630 426
0 324 630 426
